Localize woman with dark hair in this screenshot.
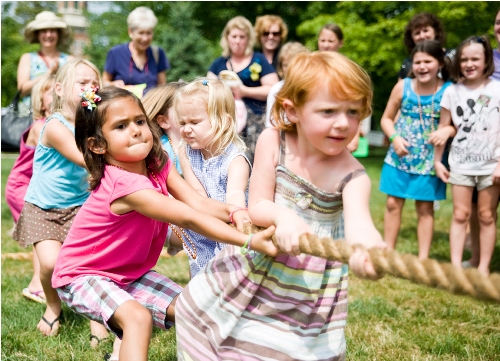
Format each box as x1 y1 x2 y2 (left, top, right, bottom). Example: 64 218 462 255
318 23 344 52
398 12 454 79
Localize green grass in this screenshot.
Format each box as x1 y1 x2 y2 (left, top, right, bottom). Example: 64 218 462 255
2 149 500 360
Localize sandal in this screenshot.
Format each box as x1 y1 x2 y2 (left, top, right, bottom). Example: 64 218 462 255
104 353 119 361
22 288 46 304
90 334 108 349
41 313 62 336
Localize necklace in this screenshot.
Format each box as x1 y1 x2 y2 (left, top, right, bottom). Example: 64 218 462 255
166 135 178 170
170 226 197 259
416 81 438 139
107 163 160 185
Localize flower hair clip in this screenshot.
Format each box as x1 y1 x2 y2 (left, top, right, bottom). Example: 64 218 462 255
80 85 101 111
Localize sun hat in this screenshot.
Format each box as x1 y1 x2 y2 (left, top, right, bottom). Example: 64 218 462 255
24 11 70 45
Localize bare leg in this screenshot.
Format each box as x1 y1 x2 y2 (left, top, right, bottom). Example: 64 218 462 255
384 196 405 249
107 300 153 361
476 185 500 276
34 240 62 336
415 200 434 260
466 203 480 267
89 320 109 348
27 246 45 298
449 186 474 268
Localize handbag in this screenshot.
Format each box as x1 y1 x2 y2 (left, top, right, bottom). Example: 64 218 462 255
1 91 33 152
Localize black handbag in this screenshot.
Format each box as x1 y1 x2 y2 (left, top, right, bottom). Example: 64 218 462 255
1 91 33 152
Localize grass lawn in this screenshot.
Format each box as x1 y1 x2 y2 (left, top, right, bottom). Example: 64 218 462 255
2 148 499 360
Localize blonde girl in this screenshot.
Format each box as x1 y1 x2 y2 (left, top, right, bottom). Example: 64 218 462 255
174 78 252 277
175 52 386 360
434 35 500 276
13 59 109 344
6 75 54 305
142 82 186 175
51 86 277 361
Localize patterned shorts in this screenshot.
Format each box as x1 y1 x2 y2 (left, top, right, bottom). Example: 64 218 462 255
56 271 183 338
13 202 80 248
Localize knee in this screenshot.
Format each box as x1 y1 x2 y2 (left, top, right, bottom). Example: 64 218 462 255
115 302 153 332
477 209 495 225
416 202 434 217
386 197 403 213
453 208 470 224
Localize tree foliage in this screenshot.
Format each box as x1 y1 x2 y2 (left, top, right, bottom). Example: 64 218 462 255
2 0 500 122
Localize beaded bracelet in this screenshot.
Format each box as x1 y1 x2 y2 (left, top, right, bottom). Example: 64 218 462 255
240 233 255 256
229 207 247 225
389 133 399 143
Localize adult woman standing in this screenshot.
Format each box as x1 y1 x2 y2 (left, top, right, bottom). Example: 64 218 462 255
398 12 453 79
254 15 288 70
17 11 72 111
208 16 279 162
103 7 169 96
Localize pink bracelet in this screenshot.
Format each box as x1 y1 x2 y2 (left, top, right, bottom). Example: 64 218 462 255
229 207 247 225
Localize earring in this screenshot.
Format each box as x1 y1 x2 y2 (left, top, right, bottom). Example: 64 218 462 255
437 68 443 79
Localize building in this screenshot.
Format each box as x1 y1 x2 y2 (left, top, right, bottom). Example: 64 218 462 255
57 1 89 56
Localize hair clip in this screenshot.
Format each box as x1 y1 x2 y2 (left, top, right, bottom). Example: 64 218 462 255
201 80 209 86
475 37 485 45
80 85 101 111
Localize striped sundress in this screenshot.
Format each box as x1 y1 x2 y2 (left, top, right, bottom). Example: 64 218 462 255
175 131 366 361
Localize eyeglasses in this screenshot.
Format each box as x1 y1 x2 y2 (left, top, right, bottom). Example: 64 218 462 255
263 31 281 37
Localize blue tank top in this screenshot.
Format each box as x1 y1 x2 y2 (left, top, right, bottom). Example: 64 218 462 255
24 113 89 209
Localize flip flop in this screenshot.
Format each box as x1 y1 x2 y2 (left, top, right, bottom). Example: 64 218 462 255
90 334 109 349
22 288 46 304
41 314 61 336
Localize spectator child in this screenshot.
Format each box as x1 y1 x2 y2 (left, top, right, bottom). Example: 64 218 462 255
175 52 386 360
51 86 278 361
12 59 109 345
6 75 54 304
433 35 500 276
380 40 452 260
142 82 186 175
173 78 252 277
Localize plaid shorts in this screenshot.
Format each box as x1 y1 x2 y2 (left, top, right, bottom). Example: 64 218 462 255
56 271 182 337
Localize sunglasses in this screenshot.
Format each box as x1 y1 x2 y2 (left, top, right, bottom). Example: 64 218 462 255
263 31 281 37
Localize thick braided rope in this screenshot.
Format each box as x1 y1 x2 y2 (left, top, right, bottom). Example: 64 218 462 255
242 223 500 303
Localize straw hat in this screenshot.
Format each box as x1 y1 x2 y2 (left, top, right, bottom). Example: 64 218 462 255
24 11 70 45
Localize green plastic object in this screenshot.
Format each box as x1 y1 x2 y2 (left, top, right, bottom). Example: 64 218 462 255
352 136 369 158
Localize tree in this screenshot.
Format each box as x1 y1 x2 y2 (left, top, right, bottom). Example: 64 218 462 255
296 1 500 127
1 1 58 106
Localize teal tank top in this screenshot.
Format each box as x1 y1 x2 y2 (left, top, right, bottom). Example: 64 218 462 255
24 113 89 209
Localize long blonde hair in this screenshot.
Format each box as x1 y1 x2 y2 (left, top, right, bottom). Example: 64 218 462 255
52 58 102 120
31 75 55 120
173 78 246 156
220 16 255 57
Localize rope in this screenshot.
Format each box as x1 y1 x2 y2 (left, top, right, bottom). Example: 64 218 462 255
242 223 500 303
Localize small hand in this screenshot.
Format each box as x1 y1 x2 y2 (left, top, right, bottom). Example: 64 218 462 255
274 213 311 256
230 84 243 100
233 209 251 232
428 128 449 146
393 136 409 157
250 226 279 256
49 60 60 75
434 162 449 183
349 247 385 280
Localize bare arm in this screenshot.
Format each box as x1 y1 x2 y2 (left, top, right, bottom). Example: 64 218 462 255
111 186 278 256
157 71 167 85
41 119 85 168
433 107 453 183
381 80 409 156
249 128 311 255
238 73 279 101
226 156 250 207
178 146 207 197
102 71 125 88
